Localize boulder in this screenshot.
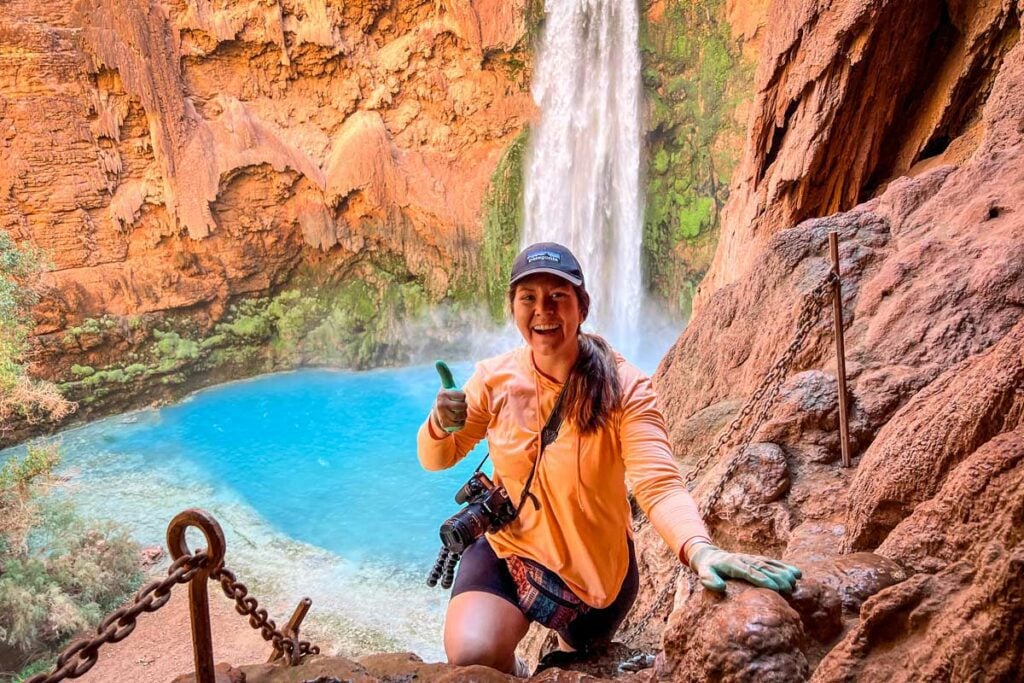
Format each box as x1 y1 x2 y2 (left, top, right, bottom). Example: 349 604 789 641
657 576 809 682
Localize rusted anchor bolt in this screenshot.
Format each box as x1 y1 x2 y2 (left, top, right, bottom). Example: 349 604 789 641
167 508 226 571
166 509 227 683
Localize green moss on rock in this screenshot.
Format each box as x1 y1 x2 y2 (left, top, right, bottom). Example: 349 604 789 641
481 129 529 320
69 365 94 378
641 0 755 316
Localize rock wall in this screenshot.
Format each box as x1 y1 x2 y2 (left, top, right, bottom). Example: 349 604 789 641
0 0 535 424
697 0 1021 307
647 0 1024 679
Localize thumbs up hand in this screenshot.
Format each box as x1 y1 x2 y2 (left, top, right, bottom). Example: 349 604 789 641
433 360 466 434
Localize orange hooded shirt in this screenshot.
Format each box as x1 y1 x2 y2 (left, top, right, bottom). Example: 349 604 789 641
417 347 709 608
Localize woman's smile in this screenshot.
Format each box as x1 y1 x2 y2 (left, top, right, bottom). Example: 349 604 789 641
512 274 582 364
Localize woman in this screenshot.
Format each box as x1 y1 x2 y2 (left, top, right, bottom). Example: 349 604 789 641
418 242 800 675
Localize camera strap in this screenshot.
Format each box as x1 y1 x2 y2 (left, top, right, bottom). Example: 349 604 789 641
512 382 568 519
428 382 568 589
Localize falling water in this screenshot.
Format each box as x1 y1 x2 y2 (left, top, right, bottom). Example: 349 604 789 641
522 0 644 358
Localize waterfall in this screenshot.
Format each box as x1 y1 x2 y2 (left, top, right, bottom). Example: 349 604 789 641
522 0 644 359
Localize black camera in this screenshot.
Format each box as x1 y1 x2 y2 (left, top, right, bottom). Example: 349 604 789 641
439 471 516 553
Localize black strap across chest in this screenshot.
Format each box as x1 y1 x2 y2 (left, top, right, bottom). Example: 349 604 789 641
475 382 568 519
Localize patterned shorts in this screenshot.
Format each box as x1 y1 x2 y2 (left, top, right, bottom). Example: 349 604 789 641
505 555 590 631
450 537 639 649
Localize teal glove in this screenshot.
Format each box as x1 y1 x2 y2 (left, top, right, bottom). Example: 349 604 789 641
433 360 465 433
436 360 456 390
688 543 802 593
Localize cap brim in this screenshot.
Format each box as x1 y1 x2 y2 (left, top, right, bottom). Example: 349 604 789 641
509 267 583 287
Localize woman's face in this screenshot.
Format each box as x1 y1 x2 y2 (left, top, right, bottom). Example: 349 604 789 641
512 274 583 360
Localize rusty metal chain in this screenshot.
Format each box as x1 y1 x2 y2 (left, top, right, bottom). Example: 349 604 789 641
639 272 837 627
25 552 210 683
211 566 320 665
689 271 838 517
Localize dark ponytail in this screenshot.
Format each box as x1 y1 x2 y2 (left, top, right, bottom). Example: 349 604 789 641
508 283 622 434
565 330 622 434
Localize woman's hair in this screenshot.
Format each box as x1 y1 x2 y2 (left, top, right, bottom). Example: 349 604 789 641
508 284 623 434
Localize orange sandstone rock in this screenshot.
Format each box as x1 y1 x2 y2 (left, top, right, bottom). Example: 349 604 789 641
649 15 1024 682
0 0 535 389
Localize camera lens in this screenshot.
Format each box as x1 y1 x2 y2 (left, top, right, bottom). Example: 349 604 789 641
440 503 490 553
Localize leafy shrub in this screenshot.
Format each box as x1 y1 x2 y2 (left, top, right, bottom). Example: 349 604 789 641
0 233 75 434
0 445 140 676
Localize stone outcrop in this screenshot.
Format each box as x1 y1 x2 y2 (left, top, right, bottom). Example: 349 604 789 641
810 431 1024 681
648 1 1024 680
698 0 1022 305
172 651 654 683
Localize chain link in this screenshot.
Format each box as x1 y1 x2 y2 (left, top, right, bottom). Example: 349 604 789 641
639 272 837 627
22 554 321 683
689 272 837 517
211 566 321 665
25 552 209 683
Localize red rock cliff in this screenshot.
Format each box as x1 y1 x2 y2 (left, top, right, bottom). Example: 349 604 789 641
647 0 1023 679
699 0 1020 304
0 0 534 402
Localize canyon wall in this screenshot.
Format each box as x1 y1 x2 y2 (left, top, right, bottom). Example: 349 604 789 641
646 0 1023 680
697 0 1021 307
0 0 768 436
1 0 536 426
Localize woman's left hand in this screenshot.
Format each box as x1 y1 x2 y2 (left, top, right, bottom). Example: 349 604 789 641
688 544 801 593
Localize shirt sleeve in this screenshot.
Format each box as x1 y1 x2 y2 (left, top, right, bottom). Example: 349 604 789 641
618 374 709 560
417 365 491 471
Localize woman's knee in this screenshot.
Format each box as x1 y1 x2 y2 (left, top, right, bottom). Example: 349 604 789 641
444 591 528 671
445 633 511 669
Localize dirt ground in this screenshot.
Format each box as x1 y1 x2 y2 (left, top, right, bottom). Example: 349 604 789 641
77 585 276 683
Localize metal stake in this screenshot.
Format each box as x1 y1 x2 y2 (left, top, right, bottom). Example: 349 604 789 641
167 509 227 683
269 598 312 664
829 232 852 468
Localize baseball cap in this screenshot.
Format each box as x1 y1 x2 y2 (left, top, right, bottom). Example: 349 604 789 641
509 242 585 287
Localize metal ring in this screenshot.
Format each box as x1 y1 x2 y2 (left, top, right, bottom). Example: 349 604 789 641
165 508 227 573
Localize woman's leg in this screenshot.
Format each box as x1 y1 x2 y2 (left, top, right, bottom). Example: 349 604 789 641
446 538 530 673
557 538 639 652
444 590 530 673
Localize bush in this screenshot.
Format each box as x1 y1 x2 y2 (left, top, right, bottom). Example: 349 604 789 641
0 445 140 676
0 233 75 435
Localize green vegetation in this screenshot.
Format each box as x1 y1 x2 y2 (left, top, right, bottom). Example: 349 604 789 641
640 0 754 316
201 262 430 369
62 316 117 343
152 330 200 371
0 445 140 679
523 0 547 48
58 257 436 406
0 267 146 683
0 232 41 391
0 233 75 433
481 129 529 320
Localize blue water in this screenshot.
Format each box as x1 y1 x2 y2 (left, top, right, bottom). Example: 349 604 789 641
0 340 676 660
0 364 488 660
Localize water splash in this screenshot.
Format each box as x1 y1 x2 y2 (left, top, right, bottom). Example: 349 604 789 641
522 0 645 358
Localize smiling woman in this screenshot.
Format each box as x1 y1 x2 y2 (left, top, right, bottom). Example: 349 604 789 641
419 242 802 676
512 274 582 363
